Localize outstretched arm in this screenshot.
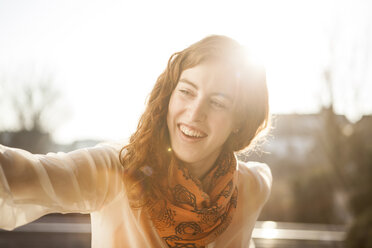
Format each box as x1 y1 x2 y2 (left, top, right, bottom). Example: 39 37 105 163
0 142 124 230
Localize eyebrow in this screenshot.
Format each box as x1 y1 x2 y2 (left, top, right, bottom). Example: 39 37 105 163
179 78 198 89
178 78 233 102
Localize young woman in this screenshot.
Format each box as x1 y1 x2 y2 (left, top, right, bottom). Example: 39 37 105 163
0 35 272 248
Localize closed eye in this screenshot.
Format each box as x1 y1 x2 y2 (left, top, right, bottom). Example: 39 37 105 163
179 89 193 96
211 100 226 109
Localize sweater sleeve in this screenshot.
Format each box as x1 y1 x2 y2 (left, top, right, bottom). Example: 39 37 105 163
0 142 125 230
243 161 272 206
241 162 272 247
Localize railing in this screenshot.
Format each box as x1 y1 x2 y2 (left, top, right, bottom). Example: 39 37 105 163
0 215 347 248
253 221 346 248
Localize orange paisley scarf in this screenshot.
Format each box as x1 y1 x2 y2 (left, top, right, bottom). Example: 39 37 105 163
149 151 238 248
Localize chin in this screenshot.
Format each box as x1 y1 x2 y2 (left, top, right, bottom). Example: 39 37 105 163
173 149 199 164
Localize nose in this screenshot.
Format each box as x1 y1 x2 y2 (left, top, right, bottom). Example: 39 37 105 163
187 97 207 122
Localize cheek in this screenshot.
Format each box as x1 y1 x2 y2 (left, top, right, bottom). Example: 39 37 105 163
210 114 235 138
220 113 235 136
168 93 184 119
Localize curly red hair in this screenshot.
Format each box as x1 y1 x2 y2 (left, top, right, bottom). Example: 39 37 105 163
120 35 269 209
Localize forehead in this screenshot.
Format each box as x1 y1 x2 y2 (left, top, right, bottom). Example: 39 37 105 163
179 61 238 97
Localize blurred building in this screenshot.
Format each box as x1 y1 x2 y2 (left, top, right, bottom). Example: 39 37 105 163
261 110 351 164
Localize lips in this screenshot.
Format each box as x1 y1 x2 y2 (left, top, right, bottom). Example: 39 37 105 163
178 123 207 139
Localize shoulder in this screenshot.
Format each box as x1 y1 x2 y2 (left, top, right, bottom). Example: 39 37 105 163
237 161 272 205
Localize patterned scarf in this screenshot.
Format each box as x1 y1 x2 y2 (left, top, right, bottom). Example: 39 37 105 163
149 151 238 248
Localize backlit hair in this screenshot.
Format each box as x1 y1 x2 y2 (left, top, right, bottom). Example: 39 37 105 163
120 35 269 209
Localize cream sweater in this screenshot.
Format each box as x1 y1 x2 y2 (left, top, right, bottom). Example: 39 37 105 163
0 143 271 248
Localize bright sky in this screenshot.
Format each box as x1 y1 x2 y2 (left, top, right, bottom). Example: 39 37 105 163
0 0 371 144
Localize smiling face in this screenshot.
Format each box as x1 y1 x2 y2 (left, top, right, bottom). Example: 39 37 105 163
166 60 238 178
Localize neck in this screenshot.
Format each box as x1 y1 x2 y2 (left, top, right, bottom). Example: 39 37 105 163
184 148 222 180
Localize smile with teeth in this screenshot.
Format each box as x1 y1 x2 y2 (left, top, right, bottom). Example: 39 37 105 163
179 124 207 138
